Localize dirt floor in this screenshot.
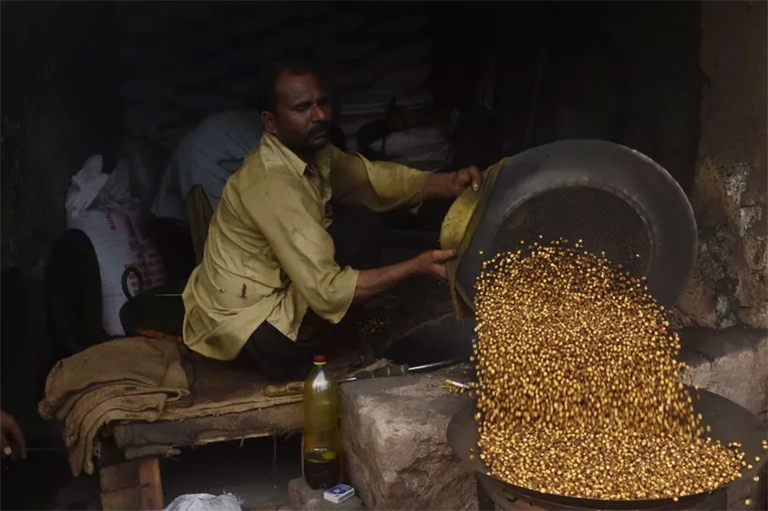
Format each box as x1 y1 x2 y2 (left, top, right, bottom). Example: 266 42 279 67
2 435 304 510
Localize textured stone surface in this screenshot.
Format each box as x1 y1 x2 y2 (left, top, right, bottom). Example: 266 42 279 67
340 365 476 511
676 327 767 510
678 1 768 329
679 327 768 421
288 478 365 511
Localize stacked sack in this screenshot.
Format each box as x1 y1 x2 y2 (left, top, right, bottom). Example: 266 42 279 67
65 156 168 336
116 2 318 153
311 10 436 152
116 3 442 201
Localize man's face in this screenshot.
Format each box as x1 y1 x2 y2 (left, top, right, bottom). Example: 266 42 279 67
263 71 334 153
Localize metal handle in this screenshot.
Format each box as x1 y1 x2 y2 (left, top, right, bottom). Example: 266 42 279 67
354 364 409 379
262 365 410 397
121 266 144 299
262 361 456 398
263 382 305 397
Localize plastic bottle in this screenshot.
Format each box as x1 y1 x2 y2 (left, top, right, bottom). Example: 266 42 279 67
302 355 342 490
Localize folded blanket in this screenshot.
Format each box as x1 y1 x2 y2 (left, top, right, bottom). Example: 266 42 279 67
39 337 189 475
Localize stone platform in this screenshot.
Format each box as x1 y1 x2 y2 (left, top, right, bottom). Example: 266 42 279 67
340 363 475 510
680 326 768 421
679 327 768 510
340 318 767 510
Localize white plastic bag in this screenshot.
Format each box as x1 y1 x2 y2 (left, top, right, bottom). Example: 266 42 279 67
66 156 168 336
163 493 242 511
64 155 110 219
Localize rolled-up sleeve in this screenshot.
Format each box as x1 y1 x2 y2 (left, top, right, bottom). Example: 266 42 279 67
243 179 359 323
327 145 429 212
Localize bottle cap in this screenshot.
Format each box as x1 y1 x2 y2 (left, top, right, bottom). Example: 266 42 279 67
313 355 327 365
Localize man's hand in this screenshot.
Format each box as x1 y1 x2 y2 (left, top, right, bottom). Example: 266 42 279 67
1 410 26 461
353 249 457 302
411 249 457 280
449 166 482 197
423 166 483 200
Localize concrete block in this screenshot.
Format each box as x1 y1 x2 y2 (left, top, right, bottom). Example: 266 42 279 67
680 327 768 420
679 328 768 509
288 478 365 511
340 365 476 511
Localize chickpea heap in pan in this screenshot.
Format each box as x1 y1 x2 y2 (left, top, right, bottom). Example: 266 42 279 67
470 239 742 500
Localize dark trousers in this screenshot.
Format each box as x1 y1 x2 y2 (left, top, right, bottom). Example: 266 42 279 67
237 205 383 381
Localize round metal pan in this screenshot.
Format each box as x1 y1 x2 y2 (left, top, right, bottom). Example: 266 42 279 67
447 389 766 510
454 140 697 310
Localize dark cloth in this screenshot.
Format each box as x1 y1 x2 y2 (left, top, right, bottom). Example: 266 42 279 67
237 205 383 380
185 184 215 266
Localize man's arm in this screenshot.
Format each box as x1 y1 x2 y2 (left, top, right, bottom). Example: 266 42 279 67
354 249 455 302
1 410 26 461
246 178 455 322
246 178 360 323
328 145 483 210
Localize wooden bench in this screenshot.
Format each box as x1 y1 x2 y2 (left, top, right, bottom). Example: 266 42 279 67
107 268 455 510
95 353 306 511
98 403 303 510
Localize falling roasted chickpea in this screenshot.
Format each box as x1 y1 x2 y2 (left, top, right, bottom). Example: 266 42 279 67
471 239 742 500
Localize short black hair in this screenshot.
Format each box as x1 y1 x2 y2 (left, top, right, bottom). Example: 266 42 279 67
256 58 330 114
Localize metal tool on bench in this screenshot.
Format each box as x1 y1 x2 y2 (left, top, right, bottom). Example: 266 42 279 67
263 359 461 397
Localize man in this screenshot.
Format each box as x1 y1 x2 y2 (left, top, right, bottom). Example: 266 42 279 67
151 109 264 262
182 60 482 380
152 110 348 263
152 109 264 224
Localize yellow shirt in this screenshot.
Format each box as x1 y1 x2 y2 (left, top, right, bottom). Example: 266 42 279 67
182 133 429 360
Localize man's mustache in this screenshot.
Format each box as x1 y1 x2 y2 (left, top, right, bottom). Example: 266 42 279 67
307 122 332 138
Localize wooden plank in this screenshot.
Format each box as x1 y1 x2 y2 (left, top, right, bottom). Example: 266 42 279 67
138 457 164 510
100 459 141 493
113 403 303 450
192 429 280 446
124 445 181 461
97 436 128 470
101 486 142 511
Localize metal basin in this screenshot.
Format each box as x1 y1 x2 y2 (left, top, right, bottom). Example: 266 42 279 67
448 389 766 510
